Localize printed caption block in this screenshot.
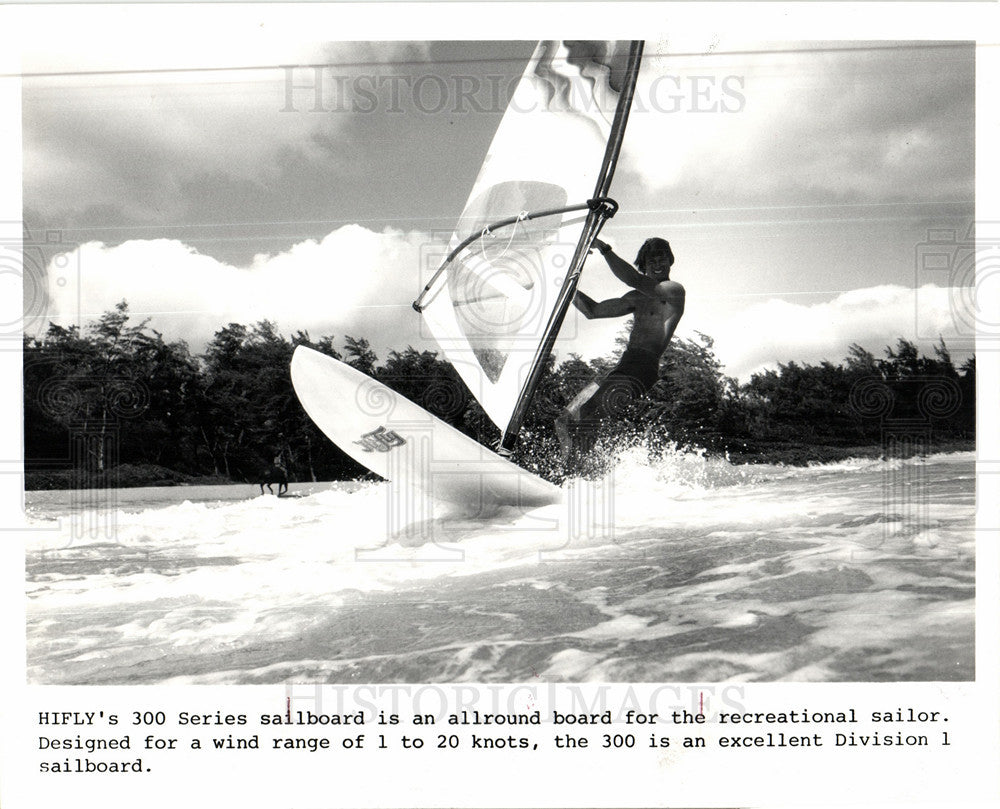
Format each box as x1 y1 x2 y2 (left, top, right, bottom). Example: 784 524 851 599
10 683 995 809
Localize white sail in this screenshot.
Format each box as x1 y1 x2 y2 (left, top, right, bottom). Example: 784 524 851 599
418 40 640 436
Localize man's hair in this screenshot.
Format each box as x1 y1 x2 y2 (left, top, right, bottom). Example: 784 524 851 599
635 237 674 270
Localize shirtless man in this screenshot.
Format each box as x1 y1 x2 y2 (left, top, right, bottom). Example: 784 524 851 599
555 236 685 459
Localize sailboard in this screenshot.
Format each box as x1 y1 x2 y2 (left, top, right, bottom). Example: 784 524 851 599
414 40 644 454
291 41 642 507
290 346 561 508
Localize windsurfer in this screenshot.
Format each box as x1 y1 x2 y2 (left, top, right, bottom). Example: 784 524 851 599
555 236 685 459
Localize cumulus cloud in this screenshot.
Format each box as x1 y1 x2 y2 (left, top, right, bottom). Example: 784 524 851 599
44 225 439 357
701 284 973 380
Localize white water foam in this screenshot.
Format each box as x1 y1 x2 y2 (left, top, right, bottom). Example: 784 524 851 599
25 451 975 684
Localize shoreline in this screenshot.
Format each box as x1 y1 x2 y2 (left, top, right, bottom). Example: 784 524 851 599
23 438 975 491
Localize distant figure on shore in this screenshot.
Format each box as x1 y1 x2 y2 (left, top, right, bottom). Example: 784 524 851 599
555 236 685 460
259 466 288 496
259 446 289 496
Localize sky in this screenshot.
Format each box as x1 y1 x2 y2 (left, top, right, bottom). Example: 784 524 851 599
16 26 978 381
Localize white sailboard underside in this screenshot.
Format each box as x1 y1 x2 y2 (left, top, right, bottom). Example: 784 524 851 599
290 346 562 508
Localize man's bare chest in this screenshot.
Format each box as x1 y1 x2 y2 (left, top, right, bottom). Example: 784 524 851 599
632 297 671 323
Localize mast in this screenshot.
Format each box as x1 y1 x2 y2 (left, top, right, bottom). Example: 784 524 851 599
499 40 644 455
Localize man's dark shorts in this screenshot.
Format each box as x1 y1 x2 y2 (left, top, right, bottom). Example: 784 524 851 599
606 346 660 391
578 347 660 422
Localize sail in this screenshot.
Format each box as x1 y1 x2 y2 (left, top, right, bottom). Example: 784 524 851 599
417 40 643 442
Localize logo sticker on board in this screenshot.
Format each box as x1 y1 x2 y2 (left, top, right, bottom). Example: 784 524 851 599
354 426 406 453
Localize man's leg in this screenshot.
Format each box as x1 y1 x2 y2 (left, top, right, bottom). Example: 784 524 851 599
565 374 650 455
556 381 601 462
593 374 646 420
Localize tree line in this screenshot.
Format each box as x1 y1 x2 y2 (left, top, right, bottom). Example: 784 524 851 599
23 301 975 488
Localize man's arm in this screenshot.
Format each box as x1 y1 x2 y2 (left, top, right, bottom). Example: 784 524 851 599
573 290 636 320
592 239 659 298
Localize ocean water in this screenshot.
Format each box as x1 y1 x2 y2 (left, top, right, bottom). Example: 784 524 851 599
23 450 975 685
